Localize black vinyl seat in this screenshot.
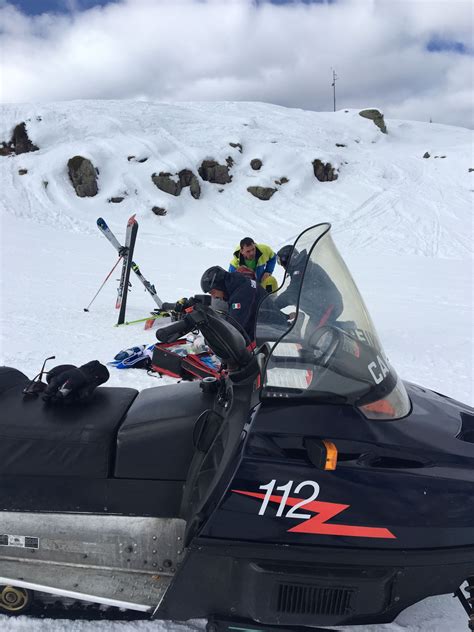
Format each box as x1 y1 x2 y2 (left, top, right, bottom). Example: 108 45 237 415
0 366 137 478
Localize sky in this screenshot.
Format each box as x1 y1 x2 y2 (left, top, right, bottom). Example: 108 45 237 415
0 0 473 128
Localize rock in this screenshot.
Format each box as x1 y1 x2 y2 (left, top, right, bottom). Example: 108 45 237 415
359 109 387 134
275 177 289 185
226 156 234 168
178 169 201 199
43 181 48 189
67 156 99 197
137 157 148 163
440 155 446 159
247 186 277 200
335 143 346 147
229 142 243 153
152 169 201 198
0 121 39 156
13 122 39 154
250 159 262 170
312 159 338 182
469 168 474 173
108 197 124 203
18 169 28 175
151 172 182 196
198 159 232 184
127 155 135 161
152 206 167 216
423 152 430 158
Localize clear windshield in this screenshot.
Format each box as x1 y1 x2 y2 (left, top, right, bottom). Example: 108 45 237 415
256 224 411 419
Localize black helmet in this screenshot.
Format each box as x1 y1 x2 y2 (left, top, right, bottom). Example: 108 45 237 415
277 245 294 269
200 266 227 293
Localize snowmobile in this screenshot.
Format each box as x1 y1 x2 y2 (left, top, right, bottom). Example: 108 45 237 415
1 223 473 631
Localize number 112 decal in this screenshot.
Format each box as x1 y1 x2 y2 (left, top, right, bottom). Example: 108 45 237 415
232 479 396 539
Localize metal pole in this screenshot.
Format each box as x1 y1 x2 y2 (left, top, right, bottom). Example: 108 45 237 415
331 69 338 112
83 257 122 312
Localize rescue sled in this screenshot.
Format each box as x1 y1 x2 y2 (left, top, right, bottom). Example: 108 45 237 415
1 223 473 631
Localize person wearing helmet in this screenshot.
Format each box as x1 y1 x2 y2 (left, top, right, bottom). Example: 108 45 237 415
229 238 276 286
201 265 269 342
275 244 343 328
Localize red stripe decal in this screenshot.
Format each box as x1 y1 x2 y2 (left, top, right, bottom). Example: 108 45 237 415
232 490 396 539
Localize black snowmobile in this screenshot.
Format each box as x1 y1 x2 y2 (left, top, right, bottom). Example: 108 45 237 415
1 223 473 631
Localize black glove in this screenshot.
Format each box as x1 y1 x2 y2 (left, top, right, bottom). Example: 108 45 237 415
174 297 190 314
43 360 109 403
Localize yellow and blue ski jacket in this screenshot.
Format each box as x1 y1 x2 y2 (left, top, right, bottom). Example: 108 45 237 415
228 243 276 283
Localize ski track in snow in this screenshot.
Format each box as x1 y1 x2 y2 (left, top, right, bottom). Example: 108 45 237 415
0 101 472 632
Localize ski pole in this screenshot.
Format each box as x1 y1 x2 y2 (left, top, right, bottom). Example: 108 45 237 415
84 257 122 312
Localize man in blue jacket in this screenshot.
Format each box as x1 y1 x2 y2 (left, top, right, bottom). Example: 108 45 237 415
201 265 286 343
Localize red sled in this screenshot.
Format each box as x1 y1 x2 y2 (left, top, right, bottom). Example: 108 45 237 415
151 339 221 381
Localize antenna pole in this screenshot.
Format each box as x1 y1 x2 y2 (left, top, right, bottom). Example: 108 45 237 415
331 69 338 112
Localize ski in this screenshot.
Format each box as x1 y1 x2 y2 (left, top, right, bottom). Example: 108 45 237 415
114 310 171 328
97 217 163 308
117 215 138 325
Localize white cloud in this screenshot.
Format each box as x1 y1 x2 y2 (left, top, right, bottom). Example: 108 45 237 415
0 0 473 127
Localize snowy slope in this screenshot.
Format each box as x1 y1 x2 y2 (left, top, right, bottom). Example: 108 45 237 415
0 100 473 632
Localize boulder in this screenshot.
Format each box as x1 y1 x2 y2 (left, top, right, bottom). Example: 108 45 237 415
18 169 28 175
152 206 167 216
152 172 182 196
250 159 262 171
229 142 243 153
108 197 124 203
275 177 289 185
67 156 99 197
423 152 430 158
312 159 338 182
247 186 277 200
359 109 387 134
0 122 39 156
178 169 201 199
198 159 232 184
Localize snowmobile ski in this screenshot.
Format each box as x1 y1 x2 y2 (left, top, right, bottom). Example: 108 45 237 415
116 215 138 325
97 217 163 308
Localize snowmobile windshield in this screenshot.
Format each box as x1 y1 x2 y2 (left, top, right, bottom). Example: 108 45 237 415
256 224 411 420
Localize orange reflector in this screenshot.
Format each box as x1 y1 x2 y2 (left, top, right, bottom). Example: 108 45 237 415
360 399 396 418
322 439 338 470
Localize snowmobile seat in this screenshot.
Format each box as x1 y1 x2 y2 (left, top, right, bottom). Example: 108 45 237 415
114 381 215 480
0 366 137 478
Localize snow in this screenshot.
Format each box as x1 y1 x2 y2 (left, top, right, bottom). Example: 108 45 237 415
0 100 472 631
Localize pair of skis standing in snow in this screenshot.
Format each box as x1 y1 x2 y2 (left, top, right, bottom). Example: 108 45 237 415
96 215 163 326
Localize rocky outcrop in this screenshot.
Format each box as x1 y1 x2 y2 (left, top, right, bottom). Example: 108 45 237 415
312 159 338 182
359 109 387 134
0 122 39 156
152 206 167 216
152 169 201 198
178 169 201 199
250 159 262 170
67 156 98 197
247 186 277 200
152 172 182 196
198 159 232 184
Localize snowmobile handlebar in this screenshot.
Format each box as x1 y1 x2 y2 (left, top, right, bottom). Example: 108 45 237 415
156 316 195 343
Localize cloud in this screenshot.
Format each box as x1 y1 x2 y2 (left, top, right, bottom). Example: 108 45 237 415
0 0 473 128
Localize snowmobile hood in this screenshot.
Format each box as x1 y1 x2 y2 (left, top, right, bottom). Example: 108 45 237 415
256 223 411 420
